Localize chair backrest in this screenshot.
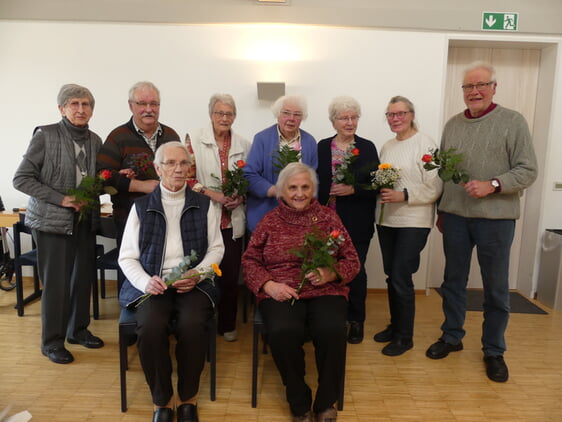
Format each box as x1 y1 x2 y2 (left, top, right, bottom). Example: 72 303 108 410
13 221 36 263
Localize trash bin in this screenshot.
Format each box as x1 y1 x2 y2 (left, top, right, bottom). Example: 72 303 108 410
537 229 562 310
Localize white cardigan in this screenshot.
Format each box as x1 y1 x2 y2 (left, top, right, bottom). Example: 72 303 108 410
188 124 251 239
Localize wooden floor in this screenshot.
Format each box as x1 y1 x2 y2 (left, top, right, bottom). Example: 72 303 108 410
1 281 562 422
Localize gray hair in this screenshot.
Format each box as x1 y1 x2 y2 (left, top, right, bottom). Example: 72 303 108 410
128 81 161 102
328 96 361 122
275 162 318 199
208 93 237 117
387 95 418 131
57 84 95 109
463 60 497 83
271 95 308 120
154 141 188 165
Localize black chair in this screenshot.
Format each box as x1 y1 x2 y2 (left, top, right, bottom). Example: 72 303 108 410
119 308 217 412
95 215 119 300
251 307 346 410
13 221 41 317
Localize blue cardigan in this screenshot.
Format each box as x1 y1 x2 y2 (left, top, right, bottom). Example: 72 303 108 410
244 124 318 232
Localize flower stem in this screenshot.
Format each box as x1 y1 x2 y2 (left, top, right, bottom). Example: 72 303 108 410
379 203 385 225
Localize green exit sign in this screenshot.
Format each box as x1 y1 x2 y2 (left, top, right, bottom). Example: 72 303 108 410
482 12 518 31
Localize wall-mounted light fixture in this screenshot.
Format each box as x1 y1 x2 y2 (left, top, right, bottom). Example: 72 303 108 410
256 0 289 4
257 82 285 101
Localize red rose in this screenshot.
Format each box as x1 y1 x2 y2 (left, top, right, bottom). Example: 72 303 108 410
99 170 112 180
422 154 433 163
330 230 340 238
351 148 360 156
236 160 246 168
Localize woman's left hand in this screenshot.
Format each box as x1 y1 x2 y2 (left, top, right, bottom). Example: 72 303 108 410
379 187 405 203
305 267 337 286
224 194 244 211
329 183 354 197
172 268 199 293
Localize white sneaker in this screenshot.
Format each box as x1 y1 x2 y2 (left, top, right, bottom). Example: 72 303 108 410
223 330 238 342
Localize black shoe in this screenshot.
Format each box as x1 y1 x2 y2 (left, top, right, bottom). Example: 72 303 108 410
347 321 364 344
152 407 174 422
42 346 74 364
177 404 198 422
373 325 393 343
426 339 463 359
382 338 413 356
68 330 104 349
484 355 509 382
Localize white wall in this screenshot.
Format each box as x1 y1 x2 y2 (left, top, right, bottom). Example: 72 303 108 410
1 21 561 291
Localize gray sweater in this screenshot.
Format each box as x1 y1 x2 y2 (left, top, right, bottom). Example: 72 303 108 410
13 120 102 234
438 105 537 220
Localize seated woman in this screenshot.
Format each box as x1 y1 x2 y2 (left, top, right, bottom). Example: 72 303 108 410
118 141 224 422
242 162 360 422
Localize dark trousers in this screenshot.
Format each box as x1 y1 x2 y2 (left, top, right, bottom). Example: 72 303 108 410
346 241 370 323
440 213 514 356
377 225 430 340
135 288 213 406
216 228 243 334
114 217 127 292
260 295 347 416
33 220 96 350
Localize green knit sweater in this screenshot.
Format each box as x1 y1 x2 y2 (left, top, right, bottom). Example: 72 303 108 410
438 105 537 219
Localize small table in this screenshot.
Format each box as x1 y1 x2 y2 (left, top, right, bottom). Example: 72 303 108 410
0 212 20 228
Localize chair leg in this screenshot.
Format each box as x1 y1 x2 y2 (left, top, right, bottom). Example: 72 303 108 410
251 321 261 408
119 325 129 412
92 276 99 320
100 268 106 299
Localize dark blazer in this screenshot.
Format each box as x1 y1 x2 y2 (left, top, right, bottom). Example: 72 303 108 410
317 135 379 243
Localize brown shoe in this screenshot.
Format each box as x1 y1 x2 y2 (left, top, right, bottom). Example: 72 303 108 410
315 406 337 422
292 411 313 422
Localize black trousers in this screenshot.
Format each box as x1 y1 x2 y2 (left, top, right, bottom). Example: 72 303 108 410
135 288 213 406
216 228 243 334
33 220 96 350
346 241 370 323
376 225 430 339
260 295 347 416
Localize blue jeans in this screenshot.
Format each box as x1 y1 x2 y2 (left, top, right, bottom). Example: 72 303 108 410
377 225 430 340
440 213 515 356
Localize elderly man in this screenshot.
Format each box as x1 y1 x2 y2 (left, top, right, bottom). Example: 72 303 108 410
97 81 180 287
426 61 538 383
244 95 318 232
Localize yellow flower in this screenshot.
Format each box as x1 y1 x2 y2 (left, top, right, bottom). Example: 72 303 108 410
212 263 222 277
378 163 392 170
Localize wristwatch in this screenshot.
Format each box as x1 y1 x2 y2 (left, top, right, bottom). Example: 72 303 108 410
491 178 501 193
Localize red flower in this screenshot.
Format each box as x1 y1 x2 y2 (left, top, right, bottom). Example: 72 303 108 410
330 229 340 238
422 154 433 163
236 160 246 168
351 148 360 156
99 169 112 180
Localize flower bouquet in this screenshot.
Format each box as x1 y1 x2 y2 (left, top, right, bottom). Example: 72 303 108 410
327 146 360 206
273 142 301 174
421 148 469 184
290 226 345 305
369 163 400 225
211 159 249 197
124 152 158 179
68 170 117 222
135 249 222 308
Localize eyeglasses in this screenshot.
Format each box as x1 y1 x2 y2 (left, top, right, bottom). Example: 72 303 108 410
385 111 411 119
280 110 303 119
132 101 160 108
160 160 189 169
66 100 92 110
336 116 359 122
461 81 495 92
213 111 234 119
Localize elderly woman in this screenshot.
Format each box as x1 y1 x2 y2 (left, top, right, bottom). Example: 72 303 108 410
185 93 251 342
244 95 318 232
373 96 442 356
118 141 224 422
13 84 104 364
243 163 360 422
317 96 379 344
